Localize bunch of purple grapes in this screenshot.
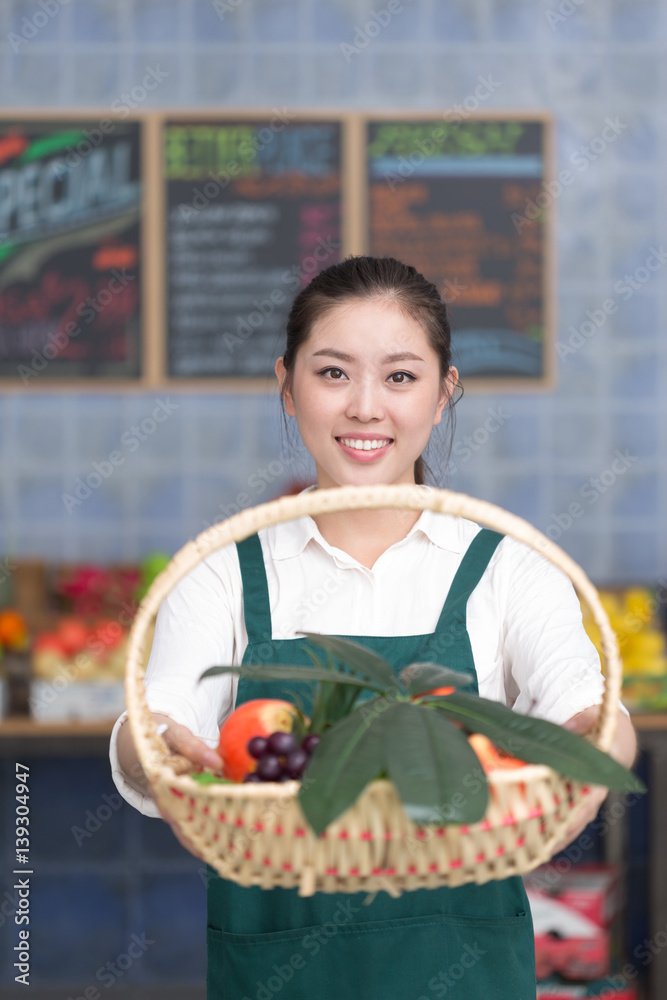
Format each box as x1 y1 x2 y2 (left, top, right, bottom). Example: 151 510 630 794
243 731 321 783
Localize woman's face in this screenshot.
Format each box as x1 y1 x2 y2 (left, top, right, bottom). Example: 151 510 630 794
275 297 458 489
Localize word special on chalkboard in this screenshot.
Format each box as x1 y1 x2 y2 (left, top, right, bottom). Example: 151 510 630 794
366 117 550 383
0 117 142 382
164 116 342 378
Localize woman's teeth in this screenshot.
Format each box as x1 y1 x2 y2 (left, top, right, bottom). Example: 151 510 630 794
338 438 392 451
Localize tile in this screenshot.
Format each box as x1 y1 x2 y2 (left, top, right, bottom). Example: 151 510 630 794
544 52 608 105
610 351 659 400
611 413 658 460
133 475 185 520
133 0 183 42
492 474 542 524
192 0 243 42
192 50 247 103
551 411 607 459
491 0 543 41
544 4 608 43
609 472 659 519
609 0 664 42
6 53 62 103
7 0 64 44
246 51 302 102
14 405 65 467
130 51 183 105
142 872 207 976
611 53 660 104
614 113 659 164
313 0 358 40
612 172 659 227
16 476 66 520
29 874 126 981
67 52 121 101
608 289 657 341
607 530 660 583
27 758 126 862
302 48 361 101
370 51 428 104
431 0 485 42
251 0 302 42
119 395 186 463
69 0 125 43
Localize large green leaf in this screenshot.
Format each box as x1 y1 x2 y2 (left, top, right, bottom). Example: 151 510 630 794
400 662 476 697
299 633 399 692
383 702 488 824
425 692 646 793
198 662 386 694
297 699 388 836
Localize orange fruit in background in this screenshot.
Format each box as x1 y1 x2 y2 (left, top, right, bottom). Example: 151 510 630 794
56 617 89 656
0 609 28 649
410 685 455 700
218 699 301 782
468 733 525 773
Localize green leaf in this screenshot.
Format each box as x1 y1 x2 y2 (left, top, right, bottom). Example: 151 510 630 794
190 771 235 786
299 633 399 692
400 662 476 696
198 662 386 694
426 691 646 793
298 699 388 836
383 702 488 824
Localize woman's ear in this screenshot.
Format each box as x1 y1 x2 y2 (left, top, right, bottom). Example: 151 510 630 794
433 366 459 426
275 356 295 416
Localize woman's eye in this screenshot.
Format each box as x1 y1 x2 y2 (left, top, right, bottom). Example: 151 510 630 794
317 366 346 380
389 371 416 384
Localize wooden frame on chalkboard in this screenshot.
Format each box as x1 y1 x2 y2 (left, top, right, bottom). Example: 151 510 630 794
0 110 149 390
0 109 554 393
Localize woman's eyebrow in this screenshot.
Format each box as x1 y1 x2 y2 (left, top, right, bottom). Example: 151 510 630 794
310 349 425 363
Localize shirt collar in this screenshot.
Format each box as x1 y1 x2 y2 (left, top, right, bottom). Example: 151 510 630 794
268 484 464 560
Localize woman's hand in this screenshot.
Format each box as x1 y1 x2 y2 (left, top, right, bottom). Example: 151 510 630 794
550 704 637 854
150 713 224 858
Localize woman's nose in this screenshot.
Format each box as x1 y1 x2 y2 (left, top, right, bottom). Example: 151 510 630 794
344 376 386 422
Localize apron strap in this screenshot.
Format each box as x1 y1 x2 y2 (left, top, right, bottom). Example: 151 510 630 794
236 533 272 644
434 528 504 631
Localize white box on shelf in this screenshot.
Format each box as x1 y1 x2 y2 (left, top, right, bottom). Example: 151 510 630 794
29 680 126 721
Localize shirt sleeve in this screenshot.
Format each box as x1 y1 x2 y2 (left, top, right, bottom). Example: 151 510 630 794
109 550 241 814
500 538 630 725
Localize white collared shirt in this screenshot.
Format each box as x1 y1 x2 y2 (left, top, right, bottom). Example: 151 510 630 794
110 486 625 818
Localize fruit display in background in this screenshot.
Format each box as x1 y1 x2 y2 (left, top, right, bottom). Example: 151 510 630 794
54 564 140 619
0 609 29 651
217 698 303 782
582 586 667 709
135 552 171 603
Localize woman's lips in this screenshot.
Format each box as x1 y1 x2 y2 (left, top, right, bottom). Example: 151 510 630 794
335 437 393 462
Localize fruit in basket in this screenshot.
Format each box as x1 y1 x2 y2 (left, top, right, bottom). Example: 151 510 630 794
0 609 28 651
468 733 525 773
218 699 301 782
201 633 645 836
242 733 319 783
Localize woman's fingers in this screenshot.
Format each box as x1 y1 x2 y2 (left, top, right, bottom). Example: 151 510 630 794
153 715 224 773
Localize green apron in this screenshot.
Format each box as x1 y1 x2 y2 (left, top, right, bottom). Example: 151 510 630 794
206 528 536 999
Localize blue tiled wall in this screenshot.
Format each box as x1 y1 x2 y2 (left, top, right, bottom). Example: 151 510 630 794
0 0 665 587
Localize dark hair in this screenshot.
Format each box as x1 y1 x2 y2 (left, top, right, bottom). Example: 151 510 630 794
278 255 462 486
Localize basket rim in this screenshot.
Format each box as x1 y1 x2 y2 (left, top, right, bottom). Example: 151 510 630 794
124 483 622 798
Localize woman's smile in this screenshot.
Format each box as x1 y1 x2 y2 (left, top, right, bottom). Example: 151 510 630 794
335 434 394 461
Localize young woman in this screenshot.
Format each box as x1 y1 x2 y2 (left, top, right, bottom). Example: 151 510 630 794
111 255 637 999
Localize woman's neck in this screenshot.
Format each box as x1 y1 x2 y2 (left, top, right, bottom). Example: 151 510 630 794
310 505 422 570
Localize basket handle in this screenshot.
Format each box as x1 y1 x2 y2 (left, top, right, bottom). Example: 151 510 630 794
125 484 621 785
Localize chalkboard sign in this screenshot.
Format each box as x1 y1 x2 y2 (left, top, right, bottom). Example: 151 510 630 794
0 117 142 382
365 117 550 383
164 117 342 378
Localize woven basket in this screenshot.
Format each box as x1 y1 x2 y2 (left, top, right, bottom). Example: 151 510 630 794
125 484 621 898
